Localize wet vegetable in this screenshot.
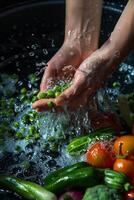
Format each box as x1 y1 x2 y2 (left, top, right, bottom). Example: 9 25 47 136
44 166 104 194
0 175 57 200
104 169 134 191
113 135 134 159
86 141 115 168
44 162 89 185
67 127 116 156
113 159 134 183
82 185 122 200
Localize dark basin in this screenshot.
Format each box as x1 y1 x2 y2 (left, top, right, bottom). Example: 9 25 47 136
0 1 134 199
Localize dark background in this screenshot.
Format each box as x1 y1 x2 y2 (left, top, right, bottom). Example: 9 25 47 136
0 0 128 11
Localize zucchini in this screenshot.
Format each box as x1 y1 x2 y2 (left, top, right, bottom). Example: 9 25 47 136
67 127 116 156
0 175 57 200
44 162 89 185
44 166 104 194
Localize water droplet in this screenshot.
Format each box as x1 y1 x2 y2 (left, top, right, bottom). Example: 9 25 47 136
42 49 48 55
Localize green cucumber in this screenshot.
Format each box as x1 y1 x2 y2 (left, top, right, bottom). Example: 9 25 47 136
44 162 89 185
0 175 57 200
67 127 116 156
44 166 104 194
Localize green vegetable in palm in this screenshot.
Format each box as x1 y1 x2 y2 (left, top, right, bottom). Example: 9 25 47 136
37 82 71 100
0 175 57 200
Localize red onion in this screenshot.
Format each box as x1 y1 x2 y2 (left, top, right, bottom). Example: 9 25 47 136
59 191 83 200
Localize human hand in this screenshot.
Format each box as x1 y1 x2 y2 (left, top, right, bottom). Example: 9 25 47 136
40 38 93 92
33 45 115 111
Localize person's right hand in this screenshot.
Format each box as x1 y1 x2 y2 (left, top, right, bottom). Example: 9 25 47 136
40 38 93 92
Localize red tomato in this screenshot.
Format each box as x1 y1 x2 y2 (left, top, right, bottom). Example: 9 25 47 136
124 190 134 200
86 142 115 168
113 159 134 183
90 112 122 131
113 135 134 159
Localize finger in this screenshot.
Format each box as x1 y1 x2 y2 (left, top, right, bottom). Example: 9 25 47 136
40 64 56 91
32 98 63 112
32 98 56 110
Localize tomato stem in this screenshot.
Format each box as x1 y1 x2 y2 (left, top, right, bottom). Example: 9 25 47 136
116 143 129 159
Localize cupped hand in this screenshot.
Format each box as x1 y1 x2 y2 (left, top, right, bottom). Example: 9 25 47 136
33 48 112 111
40 38 92 91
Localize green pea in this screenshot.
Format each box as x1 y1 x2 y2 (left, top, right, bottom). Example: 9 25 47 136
20 87 27 94
37 92 48 99
25 135 32 141
47 101 55 108
22 114 30 124
19 94 27 102
53 85 62 93
112 82 120 88
13 121 19 129
29 126 36 135
49 143 58 153
34 133 40 140
32 96 38 103
55 92 61 97
20 128 26 134
29 74 39 84
47 90 55 98
16 132 24 139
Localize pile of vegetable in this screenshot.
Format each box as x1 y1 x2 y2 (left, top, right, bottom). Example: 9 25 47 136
0 74 134 200
0 125 134 200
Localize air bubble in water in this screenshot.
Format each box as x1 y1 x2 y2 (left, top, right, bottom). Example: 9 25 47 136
29 52 35 57
43 49 48 55
18 81 23 86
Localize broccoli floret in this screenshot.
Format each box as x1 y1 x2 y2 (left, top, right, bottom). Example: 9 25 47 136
82 185 122 200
